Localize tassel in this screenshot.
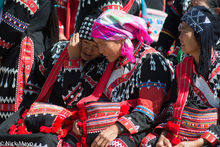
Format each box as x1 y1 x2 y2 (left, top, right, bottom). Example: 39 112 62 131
71 110 79 120
166 132 181 146
40 126 52 133
76 143 81 147
120 105 130 116
81 136 88 147
171 137 181 146
166 121 180 133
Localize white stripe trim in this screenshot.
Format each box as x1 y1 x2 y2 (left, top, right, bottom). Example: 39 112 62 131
195 76 220 108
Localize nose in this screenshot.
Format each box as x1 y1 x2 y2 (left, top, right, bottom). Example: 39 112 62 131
179 32 183 41
99 48 103 54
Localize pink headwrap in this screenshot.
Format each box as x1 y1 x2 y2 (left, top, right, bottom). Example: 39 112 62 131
91 9 152 63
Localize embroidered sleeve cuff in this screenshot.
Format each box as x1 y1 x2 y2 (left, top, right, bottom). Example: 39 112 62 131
64 59 81 69
201 131 219 146
117 116 138 134
132 105 157 121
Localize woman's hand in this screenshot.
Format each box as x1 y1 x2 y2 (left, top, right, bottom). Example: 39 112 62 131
72 119 82 136
156 131 172 147
67 33 81 60
174 138 207 147
91 124 120 147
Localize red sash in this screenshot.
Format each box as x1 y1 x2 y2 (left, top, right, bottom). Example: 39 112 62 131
36 46 68 102
166 56 194 145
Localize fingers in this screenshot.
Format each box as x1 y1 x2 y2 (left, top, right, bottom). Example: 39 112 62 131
72 120 82 136
91 135 110 147
75 33 80 43
156 133 172 147
70 33 80 45
165 139 172 147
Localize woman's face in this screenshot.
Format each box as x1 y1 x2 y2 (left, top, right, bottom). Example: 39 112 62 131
81 39 100 61
94 38 122 62
178 22 200 56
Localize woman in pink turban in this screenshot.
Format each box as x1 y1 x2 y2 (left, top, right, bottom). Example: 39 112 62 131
72 9 175 147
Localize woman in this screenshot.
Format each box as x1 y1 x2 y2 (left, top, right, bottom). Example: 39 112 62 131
19 15 102 109
141 6 220 147
0 15 106 147
0 0 59 123
71 9 174 147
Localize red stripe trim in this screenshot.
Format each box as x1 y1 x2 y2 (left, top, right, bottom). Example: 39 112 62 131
36 46 68 102
209 64 220 82
0 38 13 49
20 0 38 14
0 104 15 112
122 0 135 13
193 86 212 107
15 36 34 111
201 131 219 146
117 116 138 134
173 57 193 121
83 74 97 87
67 88 83 105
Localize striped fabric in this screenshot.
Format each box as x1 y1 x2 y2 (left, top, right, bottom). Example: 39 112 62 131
133 105 157 121
85 102 121 134
2 12 29 32
173 56 194 123
178 106 218 140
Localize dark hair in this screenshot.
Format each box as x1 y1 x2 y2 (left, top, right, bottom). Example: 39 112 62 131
46 0 59 44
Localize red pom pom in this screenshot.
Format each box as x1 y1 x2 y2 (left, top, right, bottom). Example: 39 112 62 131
78 121 82 127
51 126 61 134
148 30 152 34
17 125 26 131
171 137 181 146
60 129 68 138
17 119 24 124
9 130 16 135
10 124 17 130
76 143 82 147
64 118 73 126
166 121 180 133
81 137 88 147
120 105 130 116
40 126 52 133
53 122 62 128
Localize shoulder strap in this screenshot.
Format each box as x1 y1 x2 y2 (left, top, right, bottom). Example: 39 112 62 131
172 56 194 123
77 62 114 107
36 46 69 102
66 0 71 40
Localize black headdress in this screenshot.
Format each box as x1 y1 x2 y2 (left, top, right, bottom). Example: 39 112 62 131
181 6 220 79
78 15 97 41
